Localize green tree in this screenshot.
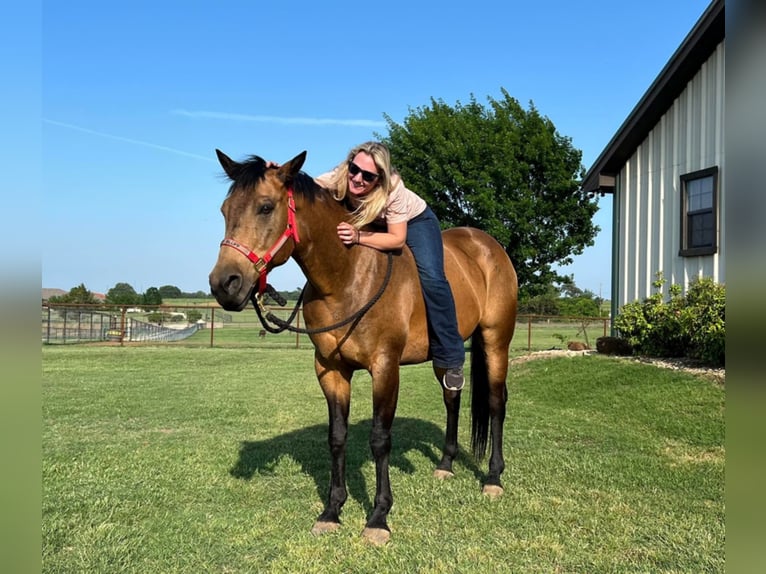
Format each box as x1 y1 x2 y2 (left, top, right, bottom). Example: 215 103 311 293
518 284 559 315
143 287 163 306
187 309 203 323
159 285 182 299
105 282 140 306
381 89 600 298
48 283 100 305
558 296 600 318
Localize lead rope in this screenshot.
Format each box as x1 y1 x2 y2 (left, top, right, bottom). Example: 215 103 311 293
251 252 393 335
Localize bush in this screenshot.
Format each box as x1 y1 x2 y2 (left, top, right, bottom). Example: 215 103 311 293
613 274 725 366
680 278 725 366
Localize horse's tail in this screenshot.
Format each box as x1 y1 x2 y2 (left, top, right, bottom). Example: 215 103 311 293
470 328 490 460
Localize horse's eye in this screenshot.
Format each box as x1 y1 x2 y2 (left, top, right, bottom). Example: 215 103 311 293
259 204 273 215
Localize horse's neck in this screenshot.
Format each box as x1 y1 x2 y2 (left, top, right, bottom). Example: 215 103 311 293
292 194 362 295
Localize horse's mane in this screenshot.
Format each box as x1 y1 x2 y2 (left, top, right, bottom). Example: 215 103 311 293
224 155 326 205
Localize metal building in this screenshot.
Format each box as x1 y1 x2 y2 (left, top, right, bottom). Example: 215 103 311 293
582 0 725 316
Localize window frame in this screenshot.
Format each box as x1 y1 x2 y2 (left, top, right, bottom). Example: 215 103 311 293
679 166 719 257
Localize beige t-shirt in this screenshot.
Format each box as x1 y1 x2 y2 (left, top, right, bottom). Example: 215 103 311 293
316 169 427 224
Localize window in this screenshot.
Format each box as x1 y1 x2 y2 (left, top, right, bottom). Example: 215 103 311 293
680 167 718 256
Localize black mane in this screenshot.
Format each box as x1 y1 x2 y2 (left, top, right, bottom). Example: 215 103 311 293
225 155 324 204
224 155 267 197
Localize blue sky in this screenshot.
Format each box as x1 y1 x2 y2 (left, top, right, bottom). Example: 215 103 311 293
33 0 712 298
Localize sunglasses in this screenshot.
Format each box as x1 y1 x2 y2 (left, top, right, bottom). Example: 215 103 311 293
348 161 380 183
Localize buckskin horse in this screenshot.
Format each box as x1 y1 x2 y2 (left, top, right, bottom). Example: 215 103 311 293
209 150 518 545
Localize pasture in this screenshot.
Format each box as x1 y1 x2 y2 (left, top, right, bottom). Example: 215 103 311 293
43 346 724 573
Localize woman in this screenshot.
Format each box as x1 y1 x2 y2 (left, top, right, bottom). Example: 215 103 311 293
314 141 465 391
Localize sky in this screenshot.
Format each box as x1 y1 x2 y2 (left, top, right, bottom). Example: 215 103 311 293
28 0 713 298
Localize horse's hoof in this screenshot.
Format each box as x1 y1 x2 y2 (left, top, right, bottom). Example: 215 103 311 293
433 469 455 480
482 484 504 499
311 521 340 536
362 527 391 546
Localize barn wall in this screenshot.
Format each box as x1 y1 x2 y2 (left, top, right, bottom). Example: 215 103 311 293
615 41 725 307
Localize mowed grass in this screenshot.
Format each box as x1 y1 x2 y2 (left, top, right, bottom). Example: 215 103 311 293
42 346 724 573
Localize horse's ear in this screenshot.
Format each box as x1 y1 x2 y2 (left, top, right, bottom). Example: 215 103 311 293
277 151 307 184
215 149 241 180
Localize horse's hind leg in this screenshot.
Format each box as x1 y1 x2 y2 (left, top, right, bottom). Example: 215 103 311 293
467 326 511 497
311 355 353 535
482 340 510 498
432 365 462 478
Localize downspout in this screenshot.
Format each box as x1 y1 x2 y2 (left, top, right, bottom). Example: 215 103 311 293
609 174 621 334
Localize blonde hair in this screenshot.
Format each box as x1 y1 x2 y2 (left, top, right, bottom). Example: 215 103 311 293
330 141 395 228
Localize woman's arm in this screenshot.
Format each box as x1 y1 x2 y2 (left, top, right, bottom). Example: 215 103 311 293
337 220 407 250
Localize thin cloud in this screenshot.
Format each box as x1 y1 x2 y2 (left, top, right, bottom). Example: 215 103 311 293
42 119 214 161
172 109 386 128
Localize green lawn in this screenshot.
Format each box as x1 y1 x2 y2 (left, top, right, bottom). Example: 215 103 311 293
43 346 724 573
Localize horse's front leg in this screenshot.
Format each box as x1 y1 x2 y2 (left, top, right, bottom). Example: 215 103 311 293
362 357 401 546
311 355 353 535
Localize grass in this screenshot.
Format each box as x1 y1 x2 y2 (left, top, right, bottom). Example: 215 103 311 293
43 346 724 573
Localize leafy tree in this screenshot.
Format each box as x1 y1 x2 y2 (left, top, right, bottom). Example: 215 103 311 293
558 296 600 318
518 284 560 315
105 282 140 306
143 287 163 306
48 283 101 305
381 88 599 298
159 285 182 298
187 309 203 323
558 275 584 299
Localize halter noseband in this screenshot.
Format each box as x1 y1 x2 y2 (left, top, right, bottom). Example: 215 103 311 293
220 189 300 296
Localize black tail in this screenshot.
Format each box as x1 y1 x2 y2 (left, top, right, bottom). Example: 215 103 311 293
470 329 490 460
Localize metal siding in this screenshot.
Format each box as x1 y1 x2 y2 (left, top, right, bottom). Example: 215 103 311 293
616 42 725 309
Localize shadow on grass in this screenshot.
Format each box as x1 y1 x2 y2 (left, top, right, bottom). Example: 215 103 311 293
230 416 483 515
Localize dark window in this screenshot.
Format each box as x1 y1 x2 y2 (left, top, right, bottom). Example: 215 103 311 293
680 167 718 256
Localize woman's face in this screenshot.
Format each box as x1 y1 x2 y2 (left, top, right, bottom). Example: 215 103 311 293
347 151 380 196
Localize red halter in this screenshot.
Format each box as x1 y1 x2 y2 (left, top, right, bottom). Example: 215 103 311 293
220 189 300 296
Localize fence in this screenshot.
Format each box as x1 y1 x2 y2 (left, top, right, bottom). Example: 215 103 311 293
41 305 203 344
42 303 611 353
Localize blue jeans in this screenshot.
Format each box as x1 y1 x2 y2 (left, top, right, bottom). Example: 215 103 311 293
406 207 465 369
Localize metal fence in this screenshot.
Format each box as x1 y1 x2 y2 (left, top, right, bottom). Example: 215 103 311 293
42 303 611 352
42 305 202 344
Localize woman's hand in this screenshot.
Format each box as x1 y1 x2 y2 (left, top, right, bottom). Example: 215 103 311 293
337 222 360 246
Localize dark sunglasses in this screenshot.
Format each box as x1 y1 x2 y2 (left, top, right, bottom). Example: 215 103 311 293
348 161 380 183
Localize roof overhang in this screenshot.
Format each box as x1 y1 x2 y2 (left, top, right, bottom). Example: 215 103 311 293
582 0 725 195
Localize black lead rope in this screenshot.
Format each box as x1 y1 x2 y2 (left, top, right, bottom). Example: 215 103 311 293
251 252 394 335
251 286 305 334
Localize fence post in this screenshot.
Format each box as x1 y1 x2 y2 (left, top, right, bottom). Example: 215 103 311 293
209 307 215 348
527 315 532 351
120 307 126 346
295 305 300 349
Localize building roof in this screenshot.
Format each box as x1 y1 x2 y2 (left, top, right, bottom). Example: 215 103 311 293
581 0 725 195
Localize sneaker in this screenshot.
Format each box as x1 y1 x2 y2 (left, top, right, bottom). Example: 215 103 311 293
442 367 465 391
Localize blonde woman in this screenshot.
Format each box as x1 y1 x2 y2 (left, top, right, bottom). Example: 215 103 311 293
315 142 465 391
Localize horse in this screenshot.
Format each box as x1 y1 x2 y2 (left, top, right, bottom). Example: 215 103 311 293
209 150 518 545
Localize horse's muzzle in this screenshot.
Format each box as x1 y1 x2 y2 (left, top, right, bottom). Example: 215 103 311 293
209 268 253 311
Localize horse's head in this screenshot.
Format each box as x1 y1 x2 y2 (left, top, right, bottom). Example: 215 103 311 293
209 149 307 311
